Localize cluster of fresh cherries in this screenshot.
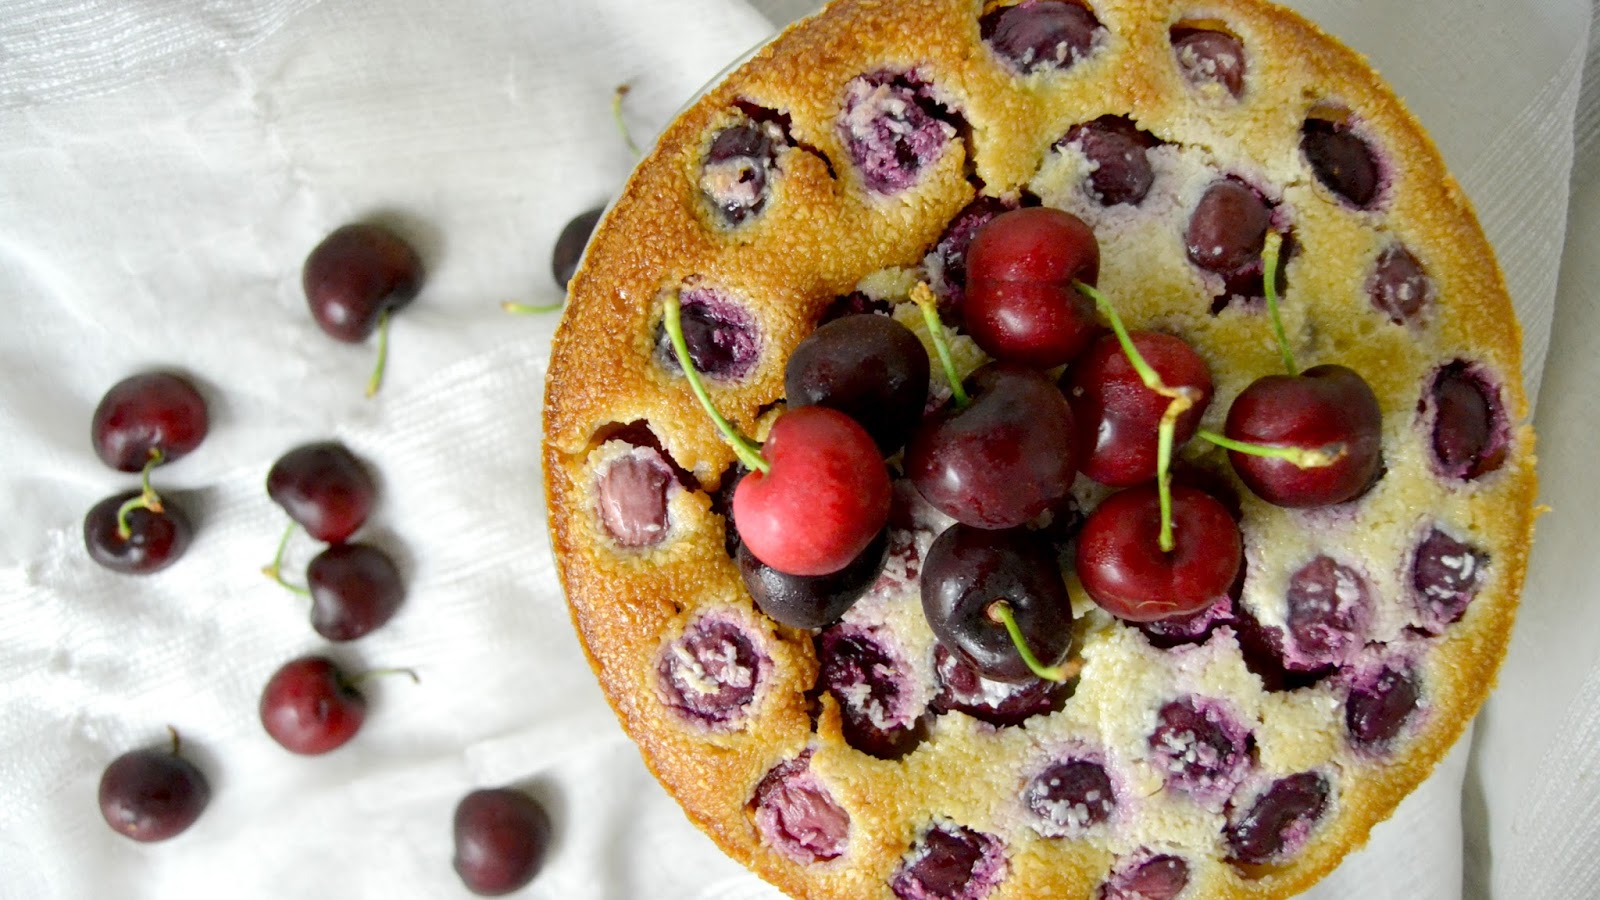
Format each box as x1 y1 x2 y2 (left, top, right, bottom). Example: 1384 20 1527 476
671 204 1384 689
90 223 552 897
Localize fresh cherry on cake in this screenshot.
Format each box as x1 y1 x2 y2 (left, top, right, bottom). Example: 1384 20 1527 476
963 207 1102 368
1076 484 1242 622
1064 331 1213 487
784 313 930 455
83 489 193 575
91 372 209 472
305 543 405 641
266 441 376 544
452 788 553 896
259 655 414 755
738 528 887 629
98 728 210 842
302 222 425 396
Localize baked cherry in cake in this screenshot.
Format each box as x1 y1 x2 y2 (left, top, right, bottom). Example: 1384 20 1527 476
543 2 1537 898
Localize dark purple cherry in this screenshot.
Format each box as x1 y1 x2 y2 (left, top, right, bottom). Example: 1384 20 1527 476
1282 556 1369 669
657 616 767 729
701 118 785 226
752 752 851 864
266 441 376 544
890 823 1007 900
1064 331 1213 488
1427 362 1507 480
553 206 604 289
838 71 959 195
932 644 1063 727
1186 178 1271 275
595 446 675 548
92 372 209 472
1100 853 1190 900
921 524 1073 683
1076 485 1242 623
1225 772 1331 865
654 286 762 382
981 0 1103 75
1061 116 1157 206
739 527 887 629
1346 666 1421 750
98 731 210 842
818 627 924 759
1025 758 1116 836
259 655 370 755
307 542 404 641
1412 526 1489 631
907 364 1078 530
786 314 931 455
83 490 193 575
452 788 552 896
1171 28 1245 98
1232 601 1334 693
1302 119 1380 208
1148 697 1252 802
1369 243 1433 324
1223 364 1384 508
302 222 424 342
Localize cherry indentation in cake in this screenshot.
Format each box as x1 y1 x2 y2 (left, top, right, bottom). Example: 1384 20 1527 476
657 614 768 729
1424 361 1509 480
1283 556 1371 670
890 822 1007 900
1345 665 1421 750
1060 116 1158 207
925 196 1016 324
1099 852 1191 900
1233 603 1337 693
1171 27 1245 98
818 627 925 759
980 0 1104 76
931 643 1064 727
821 291 893 324
595 445 675 548
839 71 960 195
1186 178 1271 276
1224 772 1331 865
1411 526 1490 632
1369 243 1434 324
655 286 761 381
1024 757 1117 838
1302 118 1381 209
1138 593 1233 648
700 116 788 227
1148 697 1252 805
752 751 851 864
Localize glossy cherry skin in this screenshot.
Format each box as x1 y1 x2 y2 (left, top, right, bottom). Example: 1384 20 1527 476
733 405 891 577
266 441 376 544
259 656 367 755
1223 364 1383 508
1076 485 1241 622
964 207 1101 368
784 314 930 456
452 788 552 896
91 372 208 472
98 742 210 842
307 543 405 641
552 206 603 289
83 490 193 575
302 223 424 342
908 364 1078 530
1064 332 1213 487
738 527 887 629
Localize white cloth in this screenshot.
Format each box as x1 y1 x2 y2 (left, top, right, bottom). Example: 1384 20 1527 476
0 1 1591 898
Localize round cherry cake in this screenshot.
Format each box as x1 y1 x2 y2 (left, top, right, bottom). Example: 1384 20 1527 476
542 1 1538 897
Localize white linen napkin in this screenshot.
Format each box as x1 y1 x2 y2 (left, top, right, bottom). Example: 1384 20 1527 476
0 0 1589 898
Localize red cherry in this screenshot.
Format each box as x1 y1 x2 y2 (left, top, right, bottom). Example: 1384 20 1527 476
1075 485 1241 622
1222 364 1383 507
259 656 369 755
91 372 209 472
302 223 423 343
1064 332 1213 487
733 406 891 577
964 207 1101 368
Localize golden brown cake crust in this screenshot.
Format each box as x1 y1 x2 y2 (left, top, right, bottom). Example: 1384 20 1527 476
543 1 1538 897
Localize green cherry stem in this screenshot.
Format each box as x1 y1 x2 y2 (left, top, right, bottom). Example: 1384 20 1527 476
348 666 421 689
166 725 182 756
910 282 969 408
1076 281 1197 553
365 309 391 398
1261 230 1296 376
987 601 1082 683
115 449 167 539
663 292 770 474
261 521 311 596
613 84 641 157
1196 428 1345 468
501 300 564 314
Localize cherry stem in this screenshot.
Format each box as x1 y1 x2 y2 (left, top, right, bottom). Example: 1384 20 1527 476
1076 281 1195 553
662 292 770 474
166 725 182 757
987 601 1081 683
365 309 391 398
613 84 640 157
261 521 312 596
1196 428 1344 468
910 283 969 408
1261 231 1296 376
349 666 421 689
116 449 167 539
502 300 564 314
